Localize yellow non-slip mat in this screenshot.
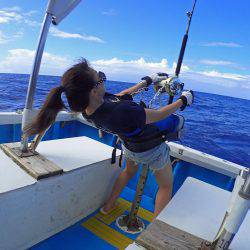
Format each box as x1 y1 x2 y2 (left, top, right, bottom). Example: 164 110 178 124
82 217 133 249
95 204 127 225
95 198 153 225
118 198 154 223
82 198 154 249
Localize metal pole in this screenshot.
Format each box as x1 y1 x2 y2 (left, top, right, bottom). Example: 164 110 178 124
127 164 149 226
239 169 250 200
20 12 53 152
213 171 246 241
212 169 250 249
116 164 149 233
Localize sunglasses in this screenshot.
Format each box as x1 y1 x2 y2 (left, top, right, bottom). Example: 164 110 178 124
94 71 107 87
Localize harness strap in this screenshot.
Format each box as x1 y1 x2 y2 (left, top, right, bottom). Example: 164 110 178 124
111 136 123 167
121 129 178 143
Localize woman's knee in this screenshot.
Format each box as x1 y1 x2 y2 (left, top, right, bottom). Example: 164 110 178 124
124 160 138 177
158 182 172 190
154 165 173 189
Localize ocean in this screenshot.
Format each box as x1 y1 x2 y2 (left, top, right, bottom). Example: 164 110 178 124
0 73 249 167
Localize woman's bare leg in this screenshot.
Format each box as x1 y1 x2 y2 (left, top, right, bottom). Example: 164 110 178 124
102 159 138 212
153 163 173 218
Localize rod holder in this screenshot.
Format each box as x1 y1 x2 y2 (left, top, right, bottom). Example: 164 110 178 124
116 164 149 234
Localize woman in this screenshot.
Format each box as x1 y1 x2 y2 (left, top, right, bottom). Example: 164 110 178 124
24 59 193 218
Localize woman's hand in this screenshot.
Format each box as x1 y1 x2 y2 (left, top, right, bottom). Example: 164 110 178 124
178 90 194 111
141 72 169 87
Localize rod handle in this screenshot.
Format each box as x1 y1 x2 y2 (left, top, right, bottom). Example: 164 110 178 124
175 34 188 77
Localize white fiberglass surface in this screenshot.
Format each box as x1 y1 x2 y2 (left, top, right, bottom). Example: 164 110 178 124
36 136 120 172
0 149 36 194
230 209 250 250
157 177 231 242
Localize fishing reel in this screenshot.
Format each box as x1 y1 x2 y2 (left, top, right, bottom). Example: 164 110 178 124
153 76 184 96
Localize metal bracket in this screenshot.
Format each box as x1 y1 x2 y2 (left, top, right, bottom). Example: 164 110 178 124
18 129 48 157
239 168 250 200
178 149 184 155
116 164 149 234
11 147 39 158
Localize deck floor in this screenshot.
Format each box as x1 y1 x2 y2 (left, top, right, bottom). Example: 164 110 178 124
31 189 154 250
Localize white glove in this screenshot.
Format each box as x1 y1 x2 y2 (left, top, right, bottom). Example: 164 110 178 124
141 72 169 87
150 72 169 83
179 90 194 110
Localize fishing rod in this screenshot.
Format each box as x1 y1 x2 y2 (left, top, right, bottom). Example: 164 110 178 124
116 1 198 234
175 0 197 77
149 0 197 107
168 0 197 104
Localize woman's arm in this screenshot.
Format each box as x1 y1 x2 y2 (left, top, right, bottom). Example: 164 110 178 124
116 81 146 96
145 99 183 124
116 73 169 96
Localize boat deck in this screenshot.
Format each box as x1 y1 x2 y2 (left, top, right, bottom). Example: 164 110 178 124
31 176 250 250
0 122 249 249
32 195 153 250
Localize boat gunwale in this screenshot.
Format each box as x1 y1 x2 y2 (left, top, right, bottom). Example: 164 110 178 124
0 111 247 178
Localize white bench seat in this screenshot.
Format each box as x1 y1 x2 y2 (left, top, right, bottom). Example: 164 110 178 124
157 177 250 248
36 136 119 172
0 136 120 194
0 148 36 194
0 136 120 250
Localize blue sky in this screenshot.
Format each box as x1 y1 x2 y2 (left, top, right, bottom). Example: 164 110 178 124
0 0 249 99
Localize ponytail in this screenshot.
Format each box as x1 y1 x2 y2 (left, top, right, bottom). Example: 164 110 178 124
24 58 96 137
23 86 65 136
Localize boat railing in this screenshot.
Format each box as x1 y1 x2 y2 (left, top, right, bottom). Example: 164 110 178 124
212 168 250 249
0 110 75 125
0 110 246 178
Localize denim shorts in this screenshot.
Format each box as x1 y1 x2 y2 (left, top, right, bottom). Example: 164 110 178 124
121 142 171 172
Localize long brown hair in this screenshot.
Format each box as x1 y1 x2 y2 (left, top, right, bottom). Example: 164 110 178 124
23 58 96 136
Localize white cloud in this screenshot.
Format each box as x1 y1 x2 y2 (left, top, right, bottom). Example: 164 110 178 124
0 30 23 44
0 7 103 45
23 19 41 27
198 70 247 81
0 10 23 24
181 70 250 92
241 84 250 90
200 59 246 70
0 52 249 98
92 57 170 81
172 62 190 72
91 57 250 98
12 31 24 39
102 9 116 16
0 7 39 26
200 60 234 66
23 10 38 17
0 30 8 44
50 27 105 43
182 74 250 100
201 42 242 48
91 57 190 82
0 7 40 44
2 6 22 12
0 49 71 75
